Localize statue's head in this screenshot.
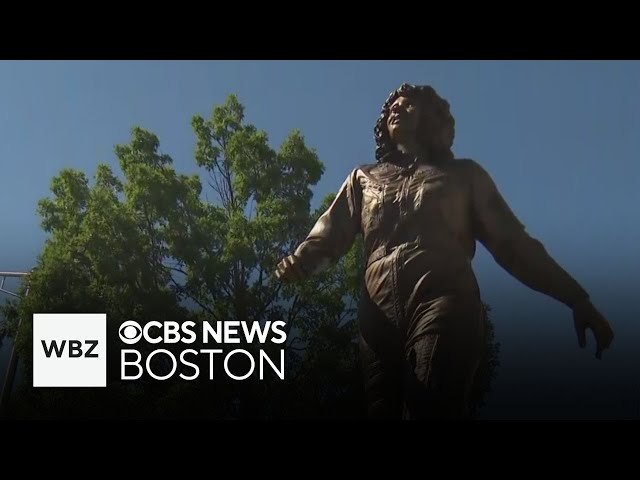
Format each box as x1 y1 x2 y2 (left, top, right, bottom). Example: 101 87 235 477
374 83 455 163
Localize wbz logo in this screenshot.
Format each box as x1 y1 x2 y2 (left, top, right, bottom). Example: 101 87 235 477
33 314 106 387
41 339 99 358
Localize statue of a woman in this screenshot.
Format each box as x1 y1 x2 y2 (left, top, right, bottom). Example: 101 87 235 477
275 83 614 419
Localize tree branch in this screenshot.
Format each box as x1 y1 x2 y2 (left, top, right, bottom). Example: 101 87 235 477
171 276 219 321
252 282 282 323
285 294 301 336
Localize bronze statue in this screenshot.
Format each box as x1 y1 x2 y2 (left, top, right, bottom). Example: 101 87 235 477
275 83 614 419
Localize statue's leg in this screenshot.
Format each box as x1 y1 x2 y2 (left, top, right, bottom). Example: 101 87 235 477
359 332 403 418
357 278 405 419
401 302 485 420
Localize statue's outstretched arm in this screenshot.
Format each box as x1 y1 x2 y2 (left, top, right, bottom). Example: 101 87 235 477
468 159 614 358
276 169 361 281
468 160 589 309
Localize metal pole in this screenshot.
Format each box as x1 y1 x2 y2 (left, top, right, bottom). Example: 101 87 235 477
0 271 29 418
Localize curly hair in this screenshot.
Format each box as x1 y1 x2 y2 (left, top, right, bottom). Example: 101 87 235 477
374 83 455 163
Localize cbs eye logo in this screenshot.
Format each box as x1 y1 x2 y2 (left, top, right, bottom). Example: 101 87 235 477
119 321 142 344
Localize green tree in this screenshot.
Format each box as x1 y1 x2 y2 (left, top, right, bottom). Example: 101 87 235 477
1 94 499 419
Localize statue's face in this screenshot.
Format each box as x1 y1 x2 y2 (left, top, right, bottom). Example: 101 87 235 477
386 95 421 142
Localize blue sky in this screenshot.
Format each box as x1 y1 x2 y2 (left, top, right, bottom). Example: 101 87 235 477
1 60 639 418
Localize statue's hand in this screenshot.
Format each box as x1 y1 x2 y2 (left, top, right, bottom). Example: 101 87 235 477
573 298 614 360
275 254 307 283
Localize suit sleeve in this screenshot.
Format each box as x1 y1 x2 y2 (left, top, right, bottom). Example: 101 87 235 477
469 160 589 308
293 169 362 276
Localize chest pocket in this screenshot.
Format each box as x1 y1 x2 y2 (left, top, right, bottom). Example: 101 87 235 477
361 181 385 232
411 170 447 213
412 171 468 238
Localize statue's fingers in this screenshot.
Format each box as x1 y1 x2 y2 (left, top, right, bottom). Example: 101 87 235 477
276 260 289 280
574 316 587 349
279 256 297 281
287 256 306 281
603 323 614 350
595 332 605 359
594 322 614 359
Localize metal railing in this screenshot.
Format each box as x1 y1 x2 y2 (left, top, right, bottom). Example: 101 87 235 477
0 271 28 298
0 271 29 417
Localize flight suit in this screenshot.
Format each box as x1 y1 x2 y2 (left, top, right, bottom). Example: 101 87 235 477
292 152 589 419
